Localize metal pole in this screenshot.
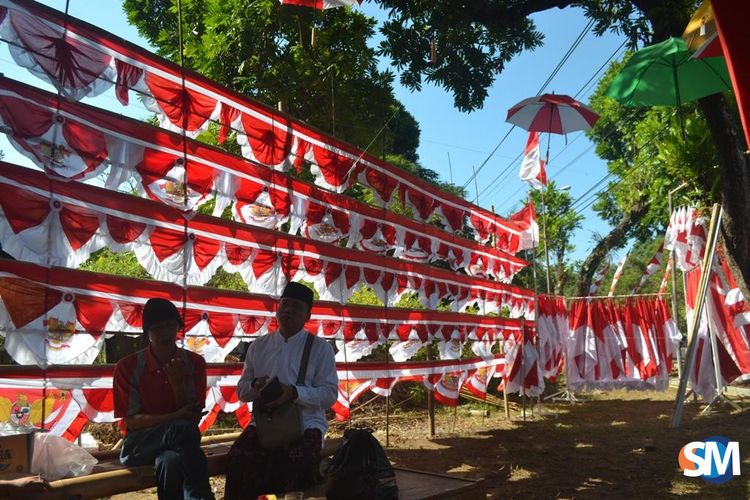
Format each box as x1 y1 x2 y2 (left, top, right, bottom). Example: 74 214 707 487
668 182 688 379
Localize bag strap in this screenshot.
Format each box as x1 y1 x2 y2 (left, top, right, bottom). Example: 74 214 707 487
296 333 315 386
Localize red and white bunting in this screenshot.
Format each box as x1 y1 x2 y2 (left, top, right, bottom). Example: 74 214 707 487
0 162 533 314
631 240 665 294
0 356 505 439
518 131 547 190
567 297 680 390
0 78 527 281
0 259 525 365
0 0 523 247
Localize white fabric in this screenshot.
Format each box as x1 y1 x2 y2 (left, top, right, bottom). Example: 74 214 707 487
236 329 338 435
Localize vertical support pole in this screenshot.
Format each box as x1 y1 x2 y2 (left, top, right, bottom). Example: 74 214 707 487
540 187 552 294
668 182 688 379
426 341 436 437
671 204 722 428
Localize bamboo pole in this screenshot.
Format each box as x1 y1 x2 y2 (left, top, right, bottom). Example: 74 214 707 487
671 204 722 428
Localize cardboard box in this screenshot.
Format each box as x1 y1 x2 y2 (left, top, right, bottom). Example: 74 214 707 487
0 432 32 474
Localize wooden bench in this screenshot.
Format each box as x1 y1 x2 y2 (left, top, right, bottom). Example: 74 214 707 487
38 435 486 499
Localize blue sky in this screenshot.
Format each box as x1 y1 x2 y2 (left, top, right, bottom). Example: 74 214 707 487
0 0 630 262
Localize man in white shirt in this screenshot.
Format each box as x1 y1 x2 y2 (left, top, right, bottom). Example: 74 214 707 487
224 282 338 499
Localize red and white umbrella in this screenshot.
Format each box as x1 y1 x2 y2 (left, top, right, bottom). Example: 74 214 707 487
505 94 599 134
279 0 361 9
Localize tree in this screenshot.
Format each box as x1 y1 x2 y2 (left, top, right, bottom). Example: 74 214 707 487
576 58 717 294
528 182 584 294
123 0 417 160
372 0 750 295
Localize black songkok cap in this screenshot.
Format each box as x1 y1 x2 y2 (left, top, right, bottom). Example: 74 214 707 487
142 298 183 333
281 282 314 310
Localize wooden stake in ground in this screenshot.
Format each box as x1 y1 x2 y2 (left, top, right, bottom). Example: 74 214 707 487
671 203 721 428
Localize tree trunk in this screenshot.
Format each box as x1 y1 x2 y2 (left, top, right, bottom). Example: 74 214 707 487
575 197 650 296
698 94 750 290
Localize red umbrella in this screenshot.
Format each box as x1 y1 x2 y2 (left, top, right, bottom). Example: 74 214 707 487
505 93 599 134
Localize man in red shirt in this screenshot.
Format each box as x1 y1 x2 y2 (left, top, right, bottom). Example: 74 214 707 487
113 298 214 500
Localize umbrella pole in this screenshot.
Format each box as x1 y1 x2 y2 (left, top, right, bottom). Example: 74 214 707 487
541 131 553 294
673 64 687 140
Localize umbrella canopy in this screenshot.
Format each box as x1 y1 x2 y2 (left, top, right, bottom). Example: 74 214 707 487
605 37 731 107
505 93 599 134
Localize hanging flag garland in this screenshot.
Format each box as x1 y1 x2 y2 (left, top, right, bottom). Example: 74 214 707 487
0 0 523 248
0 77 528 281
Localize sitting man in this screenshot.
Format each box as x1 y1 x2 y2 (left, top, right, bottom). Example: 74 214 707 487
224 282 338 499
113 298 214 500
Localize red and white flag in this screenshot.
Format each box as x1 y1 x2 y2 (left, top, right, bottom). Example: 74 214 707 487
631 241 664 294
509 202 539 250
608 251 630 297
589 261 611 295
279 0 361 9
658 255 673 295
518 132 547 189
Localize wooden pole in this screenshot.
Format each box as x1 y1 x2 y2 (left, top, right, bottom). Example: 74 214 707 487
671 203 722 428
426 341 436 437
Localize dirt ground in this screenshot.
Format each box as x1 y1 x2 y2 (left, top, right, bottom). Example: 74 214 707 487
109 385 750 499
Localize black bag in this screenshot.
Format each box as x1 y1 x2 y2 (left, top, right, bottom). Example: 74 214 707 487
325 428 398 500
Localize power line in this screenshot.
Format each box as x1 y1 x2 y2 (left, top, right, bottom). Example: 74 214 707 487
461 18 596 194
535 18 595 96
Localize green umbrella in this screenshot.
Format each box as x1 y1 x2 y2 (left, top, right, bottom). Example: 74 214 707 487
605 37 731 137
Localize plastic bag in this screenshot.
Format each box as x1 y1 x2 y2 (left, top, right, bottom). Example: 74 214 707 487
30 433 98 480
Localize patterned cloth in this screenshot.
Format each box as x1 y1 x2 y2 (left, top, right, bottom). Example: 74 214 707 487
224 427 323 499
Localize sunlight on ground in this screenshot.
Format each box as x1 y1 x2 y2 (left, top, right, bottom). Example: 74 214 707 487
447 463 478 473
508 466 538 482
669 477 702 495
575 477 615 491
575 442 593 448
610 420 627 426
554 422 573 429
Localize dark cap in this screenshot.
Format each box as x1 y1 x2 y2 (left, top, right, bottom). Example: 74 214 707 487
142 298 183 333
281 282 314 310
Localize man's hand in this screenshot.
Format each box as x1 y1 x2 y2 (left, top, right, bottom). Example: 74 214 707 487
265 383 296 408
252 376 270 391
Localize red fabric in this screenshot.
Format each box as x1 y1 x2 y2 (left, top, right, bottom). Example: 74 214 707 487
9 9 112 91
311 144 359 189
113 347 207 420
0 78 526 270
218 103 240 144
144 73 218 132
240 112 293 165
362 167 399 203
712 1 750 148
115 60 143 106
0 94 55 138
0 276 61 329
2 3 521 251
